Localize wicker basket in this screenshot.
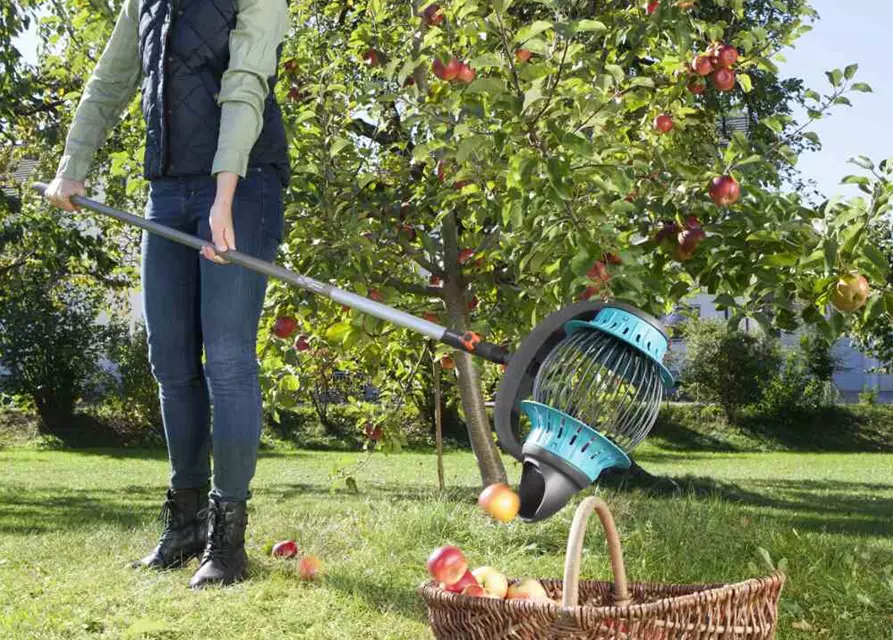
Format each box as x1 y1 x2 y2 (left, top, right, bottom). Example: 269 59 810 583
418 497 785 639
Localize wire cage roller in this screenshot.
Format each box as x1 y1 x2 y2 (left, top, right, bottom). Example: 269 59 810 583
511 305 674 522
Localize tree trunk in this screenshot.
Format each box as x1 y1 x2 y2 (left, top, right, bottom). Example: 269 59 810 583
441 213 507 486
433 353 445 491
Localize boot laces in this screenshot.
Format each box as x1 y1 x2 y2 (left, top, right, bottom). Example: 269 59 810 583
199 501 228 563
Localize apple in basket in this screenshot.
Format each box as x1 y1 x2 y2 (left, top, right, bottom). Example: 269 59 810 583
443 569 480 594
506 578 551 602
427 545 468 586
472 566 508 599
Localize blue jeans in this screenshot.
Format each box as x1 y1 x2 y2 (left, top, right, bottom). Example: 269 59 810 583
141 166 283 501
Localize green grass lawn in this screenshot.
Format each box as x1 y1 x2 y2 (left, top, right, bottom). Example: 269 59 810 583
0 444 890 639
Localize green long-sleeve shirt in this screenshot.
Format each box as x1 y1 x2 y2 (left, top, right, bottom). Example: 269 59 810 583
56 0 289 182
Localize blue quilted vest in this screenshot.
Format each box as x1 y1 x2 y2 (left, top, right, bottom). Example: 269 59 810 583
137 0 290 185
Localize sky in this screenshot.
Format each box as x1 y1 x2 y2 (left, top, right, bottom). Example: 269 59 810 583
13 0 893 198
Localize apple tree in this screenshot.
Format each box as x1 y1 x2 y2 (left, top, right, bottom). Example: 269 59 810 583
260 0 888 485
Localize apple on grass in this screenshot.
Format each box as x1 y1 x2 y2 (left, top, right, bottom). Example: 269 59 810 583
831 273 870 312
506 579 551 602
299 555 322 581
472 566 509 599
478 483 520 523
427 546 467 586
271 540 299 558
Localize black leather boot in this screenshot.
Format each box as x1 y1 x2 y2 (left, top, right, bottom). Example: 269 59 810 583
133 486 208 570
189 498 248 589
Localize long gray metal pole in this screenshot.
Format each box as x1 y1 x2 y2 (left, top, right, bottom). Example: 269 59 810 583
31 182 512 364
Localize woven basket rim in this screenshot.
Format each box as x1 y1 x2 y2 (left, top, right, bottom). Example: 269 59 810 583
418 571 785 618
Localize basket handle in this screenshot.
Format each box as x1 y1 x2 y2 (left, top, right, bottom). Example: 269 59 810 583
562 497 630 608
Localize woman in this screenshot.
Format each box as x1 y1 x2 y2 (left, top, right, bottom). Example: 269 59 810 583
45 0 290 589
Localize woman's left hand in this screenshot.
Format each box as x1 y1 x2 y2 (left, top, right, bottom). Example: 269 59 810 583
203 172 239 264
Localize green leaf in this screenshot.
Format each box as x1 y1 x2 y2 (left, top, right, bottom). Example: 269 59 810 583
841 175 870 186
849 156 874 171
570 249 592 276
851 82 873 93
573 19 607 33
325 322 353 342
764 253 800 267
279 374 300 392
825 68 844 87
466 77 505 94
737 72 753 93
522 80 545 114
714 294 738 308
514 20 553 44
844 63 858 80
833 96 852 107
861 243 890 277
630 76 655 88
761 117 783 133
824 239 839 272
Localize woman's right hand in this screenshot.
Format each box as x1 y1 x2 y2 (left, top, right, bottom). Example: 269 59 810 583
45 178 87 212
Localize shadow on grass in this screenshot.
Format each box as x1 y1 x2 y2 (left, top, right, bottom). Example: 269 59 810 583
610 473 893 539
0 484 163 535
323 572 428 621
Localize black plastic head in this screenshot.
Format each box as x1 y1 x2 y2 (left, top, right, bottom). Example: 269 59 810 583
517 445 592 522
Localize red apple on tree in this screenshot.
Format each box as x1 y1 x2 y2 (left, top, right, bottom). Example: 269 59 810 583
467 295 479 312
429 275 443 287
283 59 298 72
831 273 870 312
687 77 706 94
578 285 600 301
653 113 674 133
646 1 659 14
432 58 448 80
515 48 532 63
273 316 298 339
587 260 611 283
422 3 444 26
294 334 310 352
400 224 416 241
604 252 623 265
712 67 736 92
364 422 383 441
678 227 706 252
441 356 455 370
427 546 468 586
458 248 475 265
423 312 440 323
369 289 384 302
709 175 741 206
457 63 476 84
714 45 738 68
271 540 299 558
691 55 714 76
478 483 520 523
363 49 381 67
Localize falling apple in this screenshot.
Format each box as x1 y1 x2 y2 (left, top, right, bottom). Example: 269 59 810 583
478 483 520 523
363 49 381 67
712 67 736 92
691 55 714 76
714 45 739 68
271 540 299 558
294 335 311 352
653 113 674 133
506 579 550 601
709 175 740 206
299 555 322 581
831 273 870 312
272 316 298 339
472 566 509 599
515 49 533 63
422 3 444 26
427 546 468 586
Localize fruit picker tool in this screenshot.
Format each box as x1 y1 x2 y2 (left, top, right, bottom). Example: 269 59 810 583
33 182 673 522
